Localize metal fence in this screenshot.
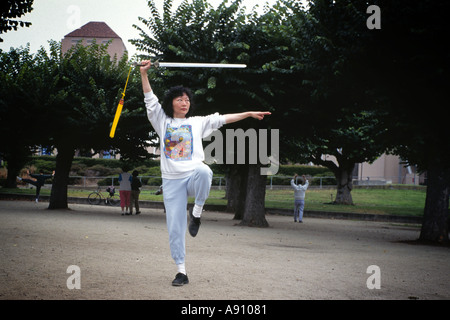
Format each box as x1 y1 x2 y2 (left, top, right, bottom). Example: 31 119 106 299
64 174 423 191
66 175 227 189
65 175 336 190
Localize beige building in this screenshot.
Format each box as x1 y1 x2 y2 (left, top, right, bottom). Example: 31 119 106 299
61 21 127 59
321 153 423 185
355 154 423 185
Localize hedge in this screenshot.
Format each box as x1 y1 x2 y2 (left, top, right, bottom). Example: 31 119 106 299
20 156 335 187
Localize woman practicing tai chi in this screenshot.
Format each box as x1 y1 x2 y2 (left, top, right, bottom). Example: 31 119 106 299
140 60 270 286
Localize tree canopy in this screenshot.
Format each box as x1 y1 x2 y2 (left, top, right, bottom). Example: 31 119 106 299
0 0 34 42
0 40 155 208
0 0 448 241
132 0 276 226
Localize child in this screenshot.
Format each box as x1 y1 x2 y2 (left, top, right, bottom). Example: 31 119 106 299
140 60 270 286
291 174 309 223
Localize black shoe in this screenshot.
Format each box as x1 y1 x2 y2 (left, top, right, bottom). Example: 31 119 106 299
172 273 189 286
136 211 141 215
188 207 201 237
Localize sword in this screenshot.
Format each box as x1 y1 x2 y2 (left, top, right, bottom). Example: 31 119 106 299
133 61 246 68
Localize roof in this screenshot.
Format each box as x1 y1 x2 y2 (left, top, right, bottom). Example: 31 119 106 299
64 21 121 39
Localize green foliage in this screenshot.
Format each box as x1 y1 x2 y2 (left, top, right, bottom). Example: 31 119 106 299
24 156 159 176
0 39 156 178
258 0 390 172
0 0 34 40
276 164 331 177
131 0 270 116
23 155 335 186
361 0 450 172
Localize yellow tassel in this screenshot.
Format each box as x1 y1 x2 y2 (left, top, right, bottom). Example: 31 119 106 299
109 98 124 138
109 65 133 138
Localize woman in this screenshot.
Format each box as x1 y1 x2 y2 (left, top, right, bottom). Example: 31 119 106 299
118 168 132 215
140 60 270 286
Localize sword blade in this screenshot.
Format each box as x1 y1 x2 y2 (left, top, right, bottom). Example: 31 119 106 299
133 61 246 68
158 62 246 68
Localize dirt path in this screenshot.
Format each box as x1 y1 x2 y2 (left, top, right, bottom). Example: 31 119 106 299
0 200 448 300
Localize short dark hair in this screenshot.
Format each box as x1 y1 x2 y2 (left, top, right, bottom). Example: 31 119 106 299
162 86 195 118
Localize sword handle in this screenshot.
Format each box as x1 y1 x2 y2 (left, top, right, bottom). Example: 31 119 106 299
132 61 160 68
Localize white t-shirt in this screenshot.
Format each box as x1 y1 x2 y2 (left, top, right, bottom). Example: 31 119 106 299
119 172 132 191
144 91 225 179
291 179 309 200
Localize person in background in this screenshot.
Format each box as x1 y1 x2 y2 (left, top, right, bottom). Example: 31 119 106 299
130 170 142 215
291 174 309 223
17 169 54 203
118 167 132 215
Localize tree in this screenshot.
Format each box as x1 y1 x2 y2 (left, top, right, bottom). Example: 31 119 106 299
45 41 153 209
0 0 34 41
262 0 449 242
258 0 390 205
0 45 47 187
132 0 272 227
361 0 450 243
0 40 153 208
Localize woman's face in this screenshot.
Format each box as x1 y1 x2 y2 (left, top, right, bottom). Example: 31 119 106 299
172 93 190 118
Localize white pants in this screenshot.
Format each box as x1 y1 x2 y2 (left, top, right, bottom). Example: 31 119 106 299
294 199 305 221
162 164 213 265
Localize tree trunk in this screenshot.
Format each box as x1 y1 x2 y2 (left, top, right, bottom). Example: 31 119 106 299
5 157 26 188
48 145 75 210
312 155 355 205
419 164 449 244
334 165 355 205
240 164 269 227
226 165 248 220
4 145 31 188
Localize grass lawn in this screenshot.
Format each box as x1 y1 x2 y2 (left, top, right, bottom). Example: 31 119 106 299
263 188 426 217
205 187 426 217
1 185 427 217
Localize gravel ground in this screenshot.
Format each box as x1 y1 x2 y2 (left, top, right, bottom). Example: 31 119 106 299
0 199 449 300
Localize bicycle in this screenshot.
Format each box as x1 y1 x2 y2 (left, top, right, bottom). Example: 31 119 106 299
88 186 120 206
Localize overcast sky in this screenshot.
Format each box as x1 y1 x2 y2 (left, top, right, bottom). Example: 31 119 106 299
0 0 276 58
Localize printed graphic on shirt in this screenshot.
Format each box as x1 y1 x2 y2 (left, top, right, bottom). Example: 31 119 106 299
163 124 193 161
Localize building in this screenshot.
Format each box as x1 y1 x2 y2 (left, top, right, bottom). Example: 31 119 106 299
61 21 127 59
354 154 423 185
321 153 423 185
